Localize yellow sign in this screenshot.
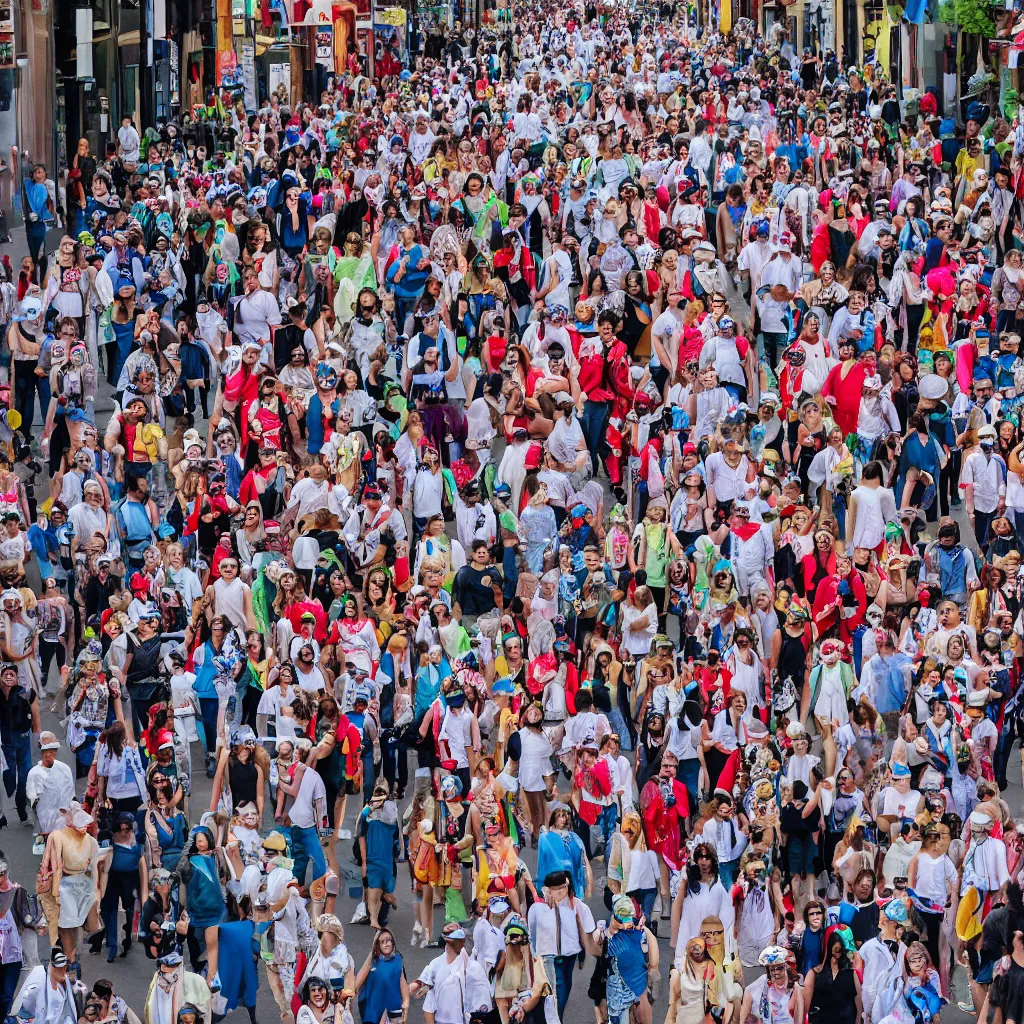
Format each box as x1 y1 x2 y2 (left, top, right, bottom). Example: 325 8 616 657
378 7 407 25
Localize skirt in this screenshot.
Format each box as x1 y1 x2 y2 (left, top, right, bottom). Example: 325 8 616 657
58 874 96 928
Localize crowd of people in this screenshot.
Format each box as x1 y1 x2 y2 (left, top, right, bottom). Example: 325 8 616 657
2 2 1024 1024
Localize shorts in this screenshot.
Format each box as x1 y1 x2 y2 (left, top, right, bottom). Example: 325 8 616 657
366 866 396 893
786 834 817 876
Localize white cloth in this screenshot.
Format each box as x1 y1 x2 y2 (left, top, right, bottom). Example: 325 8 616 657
25 760 75 835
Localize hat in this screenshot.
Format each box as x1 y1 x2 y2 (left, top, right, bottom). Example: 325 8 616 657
551 391 573 406
883 899 909 923
317 913 344 939
970 810 995 827
978 424 997 440
891 762 912 778
262 830 288 851
967 688 992 708
51 949 70 969
918 374 947 400
39 732 60 751
182 429 202 452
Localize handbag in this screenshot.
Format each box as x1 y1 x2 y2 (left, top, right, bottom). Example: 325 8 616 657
36 867 53 894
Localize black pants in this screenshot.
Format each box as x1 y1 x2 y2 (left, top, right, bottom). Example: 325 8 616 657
939 448 962 518
39 639 66 692
100 869 138 954
186 925 207 971
241 686 261 732
919 909 944 975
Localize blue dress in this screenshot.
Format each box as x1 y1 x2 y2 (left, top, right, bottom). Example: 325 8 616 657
185 853 224 929
357 953 405 1024
217 919 259 1010
536 829 586 896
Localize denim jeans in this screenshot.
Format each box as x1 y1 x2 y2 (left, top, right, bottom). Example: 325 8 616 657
544 955 576 1021
973 509 995 549
1 730 31 818
597 803 618 851
291 824 327 884
581 400 610 476
25 221 48 275
0 960 19 1022
198 697 220 758
627 886 658 922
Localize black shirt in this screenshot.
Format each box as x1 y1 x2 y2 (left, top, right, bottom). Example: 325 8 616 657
0 683 35 738
452 564 503 617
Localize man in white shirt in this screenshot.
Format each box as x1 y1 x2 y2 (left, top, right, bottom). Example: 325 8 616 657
231 267 282 345
688 119 714 180
536 236 574 312
528 871 602 1019
408 116 437 165
760 234 803 295
650 290 684 391
700 793 748 887
26 731 74 844
410 923 493 1024
470 896 511 974
962 424 1007 548
547 395 589 485
437 691 481 794
277 761 328 884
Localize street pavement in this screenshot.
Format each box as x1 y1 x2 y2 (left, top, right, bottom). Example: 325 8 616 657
0 230 996 1022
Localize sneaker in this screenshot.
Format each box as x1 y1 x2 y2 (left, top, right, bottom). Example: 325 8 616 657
32 835 45 856
957 1002 976 1014
338 828 352 841
411 922 423 947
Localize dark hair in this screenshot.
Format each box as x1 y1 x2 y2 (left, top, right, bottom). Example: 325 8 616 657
861 461 884 482
100 720 126 760
792 779 809 800
687 842 720 893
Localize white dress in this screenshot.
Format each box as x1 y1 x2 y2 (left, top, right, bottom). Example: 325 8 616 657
737 883 777 967
814 662 850 729
517 727 553 792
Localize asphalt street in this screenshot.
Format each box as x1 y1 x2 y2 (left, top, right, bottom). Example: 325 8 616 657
0 226 996 1023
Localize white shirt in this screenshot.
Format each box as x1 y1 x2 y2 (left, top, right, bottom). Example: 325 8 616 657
420 950 493 1024
547 415 584 468
413 468 444 518
621 601 657 657
257 685 297 737
438 707 475 769
960 450 1006 514
542 249 574 310
737 240 773 293
288 477 334 520
701 814 749 863
288 764 326 829
760 253 802 294
118 124 141 163
527 899 597 957
25 760 75 834
232 289 283 344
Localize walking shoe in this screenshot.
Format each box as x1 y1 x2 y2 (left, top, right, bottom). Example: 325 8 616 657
338 829 352 841
32 835 44 856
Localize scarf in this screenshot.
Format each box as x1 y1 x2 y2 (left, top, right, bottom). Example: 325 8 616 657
151 967 183 1024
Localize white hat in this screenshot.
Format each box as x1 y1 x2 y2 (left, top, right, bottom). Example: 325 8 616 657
918 374 948 400
182 429 203 452
978 424 998 440
39 732 60 751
